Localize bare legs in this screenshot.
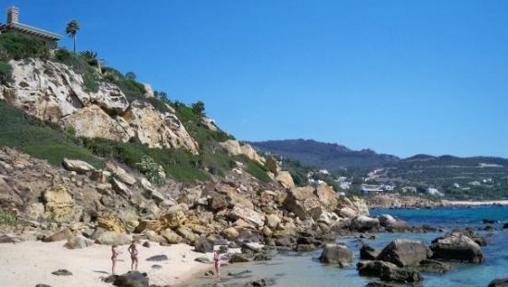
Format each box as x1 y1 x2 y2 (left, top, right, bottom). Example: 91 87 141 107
112 259 117 275
131 257 138 271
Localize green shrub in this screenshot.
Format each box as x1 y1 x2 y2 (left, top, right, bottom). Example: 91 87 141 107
0 100 102 167
238 155 271 183
0 209 17 226
136 155 165 186
0 32 49 60
0 61 13 84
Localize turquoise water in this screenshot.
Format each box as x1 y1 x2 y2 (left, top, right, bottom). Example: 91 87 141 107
188 206 508 287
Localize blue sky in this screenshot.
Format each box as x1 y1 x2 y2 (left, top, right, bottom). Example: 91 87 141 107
4 0 508 158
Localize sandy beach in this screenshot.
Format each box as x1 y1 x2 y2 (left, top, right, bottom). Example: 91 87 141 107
441 200 508 206
0 240 212 287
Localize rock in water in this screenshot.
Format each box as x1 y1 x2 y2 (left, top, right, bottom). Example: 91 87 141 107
319 244 353 267
351 215 380 232
377 239 432 267
360 244 380 260
357 260 422 283
430 232 484 263
488 278 508 287
229 253 251 263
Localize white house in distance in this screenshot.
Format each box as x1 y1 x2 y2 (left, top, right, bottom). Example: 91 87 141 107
427 187 444 197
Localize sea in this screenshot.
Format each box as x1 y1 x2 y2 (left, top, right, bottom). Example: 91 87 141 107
186 206 508 287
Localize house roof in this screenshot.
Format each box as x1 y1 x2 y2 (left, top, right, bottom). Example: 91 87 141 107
2 22 61 40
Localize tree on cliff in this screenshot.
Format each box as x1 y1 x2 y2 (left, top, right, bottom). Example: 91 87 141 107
65 20 80 53
192 101 206 117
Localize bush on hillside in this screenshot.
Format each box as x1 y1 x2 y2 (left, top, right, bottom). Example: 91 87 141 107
136 155 165 186
0 32 49 60
0 61 13 84
0 100 102 167
0 209 17 226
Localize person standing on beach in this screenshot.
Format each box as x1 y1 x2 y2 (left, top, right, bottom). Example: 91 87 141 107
128 240 139 271
111 245 119 275
213 250 221 278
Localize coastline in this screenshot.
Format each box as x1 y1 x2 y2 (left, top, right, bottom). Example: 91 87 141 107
0 240 212 287
441 199 508 207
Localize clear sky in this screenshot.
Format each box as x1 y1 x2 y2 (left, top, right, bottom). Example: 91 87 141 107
4 0 508 158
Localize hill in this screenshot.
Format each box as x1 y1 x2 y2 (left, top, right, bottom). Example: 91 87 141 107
249 139 399 171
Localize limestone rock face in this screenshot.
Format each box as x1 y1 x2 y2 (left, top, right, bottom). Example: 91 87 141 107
61 105 131 142
42 185 76 222
122 101 198 153
98 216 127 233
220 140 264 163
2 59 198 154
316 183 337 209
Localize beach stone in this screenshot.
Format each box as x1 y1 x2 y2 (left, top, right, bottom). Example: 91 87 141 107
377 239 432 267
151 264 162 269
430 232 484 263
230 253 251 263
35 284 52 287
0 234 23 243
360 244 380 260
488 278 508 287
357 260 422 283
110 271 149 287
195 257 211 263
43 228 73 242
222 227 240 240
146 255 168 261
51 269 72 276
245 278 275 287
319 243 353 267
64 235 94 249
95 231 131 245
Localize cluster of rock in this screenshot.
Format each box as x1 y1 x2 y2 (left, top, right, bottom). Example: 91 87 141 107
319 229 488 285
0 59 198 153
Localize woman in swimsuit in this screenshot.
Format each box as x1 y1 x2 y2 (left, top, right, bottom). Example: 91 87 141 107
213 250 221 278
128 240 139 271
111 244 119 275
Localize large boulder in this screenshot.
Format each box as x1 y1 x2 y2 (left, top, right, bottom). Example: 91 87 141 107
230 206 265 228
194 237 213 253
160 228 183 244
430 232 484 263
283 186 323 220
65 235 94 249
488 278 508 287
106 162 137 186
62 158 95 174
42 185 76 223
220 140 263 163
275 171 295 189
94 231 131 245
378 214 411 232
319 244 353 267
351 215 380 232
360 244 380 260
222 227 240 240
108 271 149 287
98 216 127 233
316 183 338 209
357 260 422 284
42 229 73 242
377 239 432 267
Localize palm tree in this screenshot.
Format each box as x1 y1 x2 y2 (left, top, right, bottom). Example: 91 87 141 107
66 20 80 53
